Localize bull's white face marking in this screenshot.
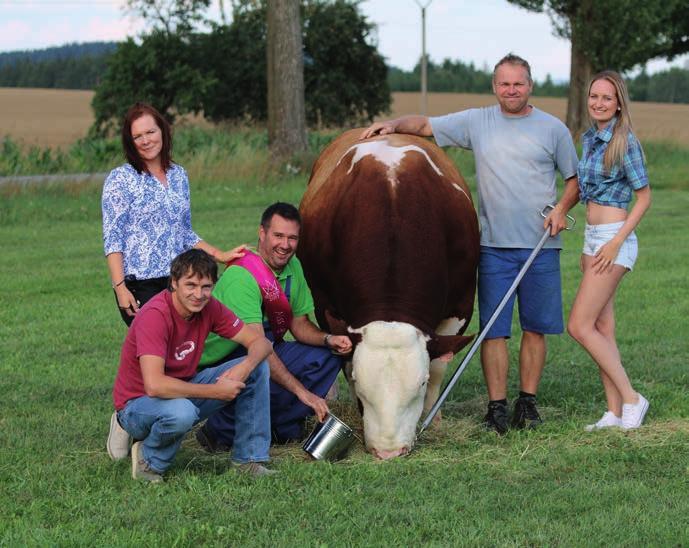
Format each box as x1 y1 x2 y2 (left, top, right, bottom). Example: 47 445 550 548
337 140 443 188
349 321 430 458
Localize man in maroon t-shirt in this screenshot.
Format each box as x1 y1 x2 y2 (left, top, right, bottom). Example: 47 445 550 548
106 249 273 482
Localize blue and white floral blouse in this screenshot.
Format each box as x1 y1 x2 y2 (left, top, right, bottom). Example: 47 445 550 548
101 163 201 280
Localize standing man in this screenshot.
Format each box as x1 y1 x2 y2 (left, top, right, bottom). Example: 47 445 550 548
361 53 579 434
106 249 274 482
196 202 352 451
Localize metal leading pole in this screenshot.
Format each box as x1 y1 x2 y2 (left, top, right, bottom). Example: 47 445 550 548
417 206 575 437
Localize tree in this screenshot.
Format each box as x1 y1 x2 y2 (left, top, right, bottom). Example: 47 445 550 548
91 0 391 134
302 0 389 127
266 0 308 158
125 0 211 34
508 0 689 136
91 31 211 135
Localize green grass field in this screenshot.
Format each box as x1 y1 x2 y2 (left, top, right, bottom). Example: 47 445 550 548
1 137 688 546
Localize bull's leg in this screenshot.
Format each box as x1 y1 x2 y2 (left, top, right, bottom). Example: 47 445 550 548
342 360 364 415
424 317 466 424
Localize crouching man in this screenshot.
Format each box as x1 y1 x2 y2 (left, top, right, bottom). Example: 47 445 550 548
106 249 274 482
196 202 352 451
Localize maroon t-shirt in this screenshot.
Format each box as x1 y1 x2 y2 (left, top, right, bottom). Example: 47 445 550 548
112 290 244 410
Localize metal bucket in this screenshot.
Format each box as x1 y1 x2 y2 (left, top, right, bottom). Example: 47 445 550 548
302 413 355 461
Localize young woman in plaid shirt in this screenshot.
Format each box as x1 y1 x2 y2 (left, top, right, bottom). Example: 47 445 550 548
567 70 652 431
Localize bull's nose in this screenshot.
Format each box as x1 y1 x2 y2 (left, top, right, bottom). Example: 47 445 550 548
372 446 410 460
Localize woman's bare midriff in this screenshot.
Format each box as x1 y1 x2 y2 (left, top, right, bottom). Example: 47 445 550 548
586 201 628 225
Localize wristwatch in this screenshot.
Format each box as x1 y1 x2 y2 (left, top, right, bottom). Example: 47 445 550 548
323 333 332 347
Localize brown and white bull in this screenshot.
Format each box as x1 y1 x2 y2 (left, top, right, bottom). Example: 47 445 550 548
298 129 479 459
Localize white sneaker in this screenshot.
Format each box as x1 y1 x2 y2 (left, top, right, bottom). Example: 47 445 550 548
622 394 649 430
585 411 622 432
107 412 132 461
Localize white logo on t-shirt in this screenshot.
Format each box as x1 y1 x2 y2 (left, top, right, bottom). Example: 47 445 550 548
175 341 195 360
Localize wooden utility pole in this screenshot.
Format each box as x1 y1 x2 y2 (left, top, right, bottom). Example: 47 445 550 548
414 0 433 115
267 0 308 159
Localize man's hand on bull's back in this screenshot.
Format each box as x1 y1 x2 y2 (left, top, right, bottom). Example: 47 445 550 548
359 121 397 140
298 390 329 422
326 335 352 355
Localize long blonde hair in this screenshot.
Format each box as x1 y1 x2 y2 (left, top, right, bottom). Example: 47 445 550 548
588 70 638 171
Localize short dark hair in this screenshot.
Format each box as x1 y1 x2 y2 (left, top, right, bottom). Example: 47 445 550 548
493 53 532 84
168 249 218 290
260 202 301 229
121 102 173 174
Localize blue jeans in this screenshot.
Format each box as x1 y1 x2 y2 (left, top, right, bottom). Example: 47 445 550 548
206 341 342 446
117 357 270 473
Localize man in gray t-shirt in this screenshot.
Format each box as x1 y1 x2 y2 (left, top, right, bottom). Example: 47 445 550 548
361 53 579 434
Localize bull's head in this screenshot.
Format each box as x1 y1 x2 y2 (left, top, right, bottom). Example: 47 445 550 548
348 321 431 460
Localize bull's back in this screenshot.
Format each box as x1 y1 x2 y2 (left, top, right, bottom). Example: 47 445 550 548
299 130 479 333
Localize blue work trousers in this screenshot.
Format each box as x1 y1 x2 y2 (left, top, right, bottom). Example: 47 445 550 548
206 341 342 445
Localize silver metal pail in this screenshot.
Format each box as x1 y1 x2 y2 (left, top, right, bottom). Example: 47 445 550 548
302 413 355 461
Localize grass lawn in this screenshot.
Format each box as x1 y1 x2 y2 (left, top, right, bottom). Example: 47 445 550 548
1 142 688 546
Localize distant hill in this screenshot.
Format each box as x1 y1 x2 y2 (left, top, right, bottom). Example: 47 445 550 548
0 42 118 90
0 42 118 67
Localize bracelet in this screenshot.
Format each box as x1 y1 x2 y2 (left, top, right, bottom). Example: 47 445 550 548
323 333 332 347
112 279 125 289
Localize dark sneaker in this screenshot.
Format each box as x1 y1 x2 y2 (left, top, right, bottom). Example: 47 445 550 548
196 423 231 453
511 395 543 430
131 442 163 483
483 401 509 435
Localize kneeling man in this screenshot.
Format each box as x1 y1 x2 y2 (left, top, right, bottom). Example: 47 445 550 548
197 202 352 450
107 249 273 482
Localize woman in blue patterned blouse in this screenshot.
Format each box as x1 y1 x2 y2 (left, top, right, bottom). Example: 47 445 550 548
102 102 245 326
567 71 652 431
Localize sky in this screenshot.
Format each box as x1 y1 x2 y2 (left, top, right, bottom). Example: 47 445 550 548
1 0 687 83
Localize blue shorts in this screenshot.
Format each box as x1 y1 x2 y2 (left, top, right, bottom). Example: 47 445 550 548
478 247 563 339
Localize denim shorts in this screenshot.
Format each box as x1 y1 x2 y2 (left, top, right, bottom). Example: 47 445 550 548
478 246 563 339
582 221 638 271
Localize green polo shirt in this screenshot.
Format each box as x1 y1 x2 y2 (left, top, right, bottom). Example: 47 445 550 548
199 255 314 366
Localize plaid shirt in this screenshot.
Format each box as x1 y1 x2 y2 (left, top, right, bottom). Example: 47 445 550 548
577 118 649 209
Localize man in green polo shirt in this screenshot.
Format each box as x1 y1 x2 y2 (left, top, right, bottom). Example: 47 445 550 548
197 202 352 449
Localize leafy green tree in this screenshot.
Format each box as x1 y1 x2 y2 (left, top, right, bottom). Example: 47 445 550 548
125 0 212 34
508 0 689 135
195 11 267 122
302 0 389 127
91 31 212 135
92 0 390 134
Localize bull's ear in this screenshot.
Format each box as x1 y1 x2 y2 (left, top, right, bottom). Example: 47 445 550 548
346 325 364 346
324 309 349 335
427 334 474 360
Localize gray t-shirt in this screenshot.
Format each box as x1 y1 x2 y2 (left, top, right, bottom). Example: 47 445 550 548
430 105 578 249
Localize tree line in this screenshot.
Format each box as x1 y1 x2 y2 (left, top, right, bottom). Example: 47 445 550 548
0 42 116 89
4 42 689 104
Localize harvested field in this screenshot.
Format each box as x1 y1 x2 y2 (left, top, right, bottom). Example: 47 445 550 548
0 88 95 148
2 87 688 147
384 92 689 144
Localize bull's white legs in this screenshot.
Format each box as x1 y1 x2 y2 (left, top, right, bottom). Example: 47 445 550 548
423 317 465 420
343 360 356 403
